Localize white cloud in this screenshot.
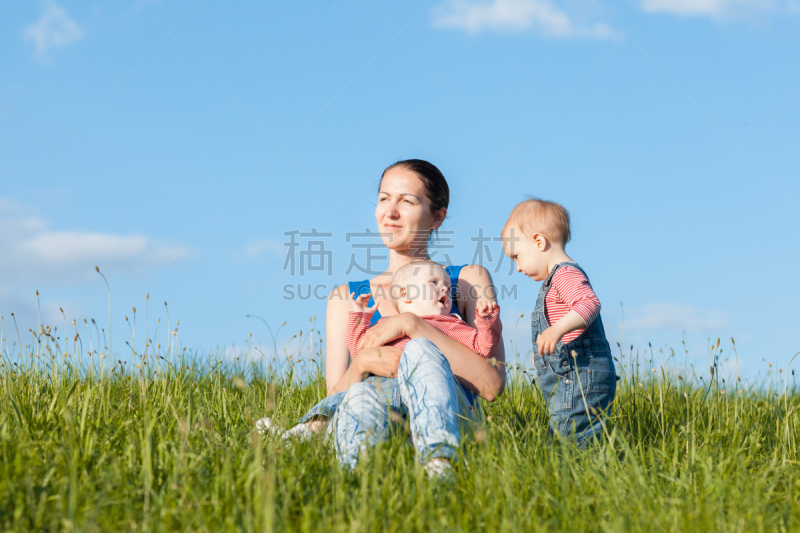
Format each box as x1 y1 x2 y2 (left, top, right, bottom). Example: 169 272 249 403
624 302 730 333
20 231 180 271
23 0 84 59
0 220 186 285
245 239 284 258
641 0 776 18
432 0 618 38
0 202 188 328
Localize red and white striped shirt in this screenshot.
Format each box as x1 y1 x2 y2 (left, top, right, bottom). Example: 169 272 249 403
545 266 601 343
347 307 502 359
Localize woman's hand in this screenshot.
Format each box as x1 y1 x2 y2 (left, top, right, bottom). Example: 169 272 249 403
353 346 404 378
358 313 419 351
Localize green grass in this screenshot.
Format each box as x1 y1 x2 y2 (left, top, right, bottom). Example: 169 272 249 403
1 331 799 532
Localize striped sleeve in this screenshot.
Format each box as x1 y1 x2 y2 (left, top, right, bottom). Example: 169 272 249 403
346 311 374 358
472 307 503 357
551 267 600 326
426 309 502 358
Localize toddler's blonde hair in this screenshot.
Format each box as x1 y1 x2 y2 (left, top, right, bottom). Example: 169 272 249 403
503 196 571 246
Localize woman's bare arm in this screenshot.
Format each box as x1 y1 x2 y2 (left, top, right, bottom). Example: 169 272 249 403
451 265 506 399
325 284 356 395
325 283 406 396
410 319 505 401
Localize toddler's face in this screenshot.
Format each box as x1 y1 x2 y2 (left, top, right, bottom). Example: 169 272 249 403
397 264 452 316
502 224 550 281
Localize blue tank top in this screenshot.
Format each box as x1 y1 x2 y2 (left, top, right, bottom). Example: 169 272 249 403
348 265 465 327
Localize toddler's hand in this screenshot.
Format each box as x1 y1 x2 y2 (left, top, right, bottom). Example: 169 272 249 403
351 292 378 314
535 326 562 358
476 300 498 318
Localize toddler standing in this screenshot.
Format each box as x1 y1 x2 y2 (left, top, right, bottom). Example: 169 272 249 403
502 197 616 447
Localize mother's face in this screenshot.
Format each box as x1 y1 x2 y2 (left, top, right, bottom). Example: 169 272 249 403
376 167 445 252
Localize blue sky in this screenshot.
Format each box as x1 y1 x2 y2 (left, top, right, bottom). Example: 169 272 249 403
2 0 799 384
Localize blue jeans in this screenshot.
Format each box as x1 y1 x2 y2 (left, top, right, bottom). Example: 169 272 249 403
533 338 616 447
296 375 402 425
327 338 481 469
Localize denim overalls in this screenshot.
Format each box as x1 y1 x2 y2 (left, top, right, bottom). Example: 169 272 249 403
532 262 617 447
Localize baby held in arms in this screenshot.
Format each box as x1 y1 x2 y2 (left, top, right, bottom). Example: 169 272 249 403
348 260 501 360
256 260 501 441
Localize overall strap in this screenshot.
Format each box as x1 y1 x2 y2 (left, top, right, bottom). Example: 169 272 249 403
544 261 583 288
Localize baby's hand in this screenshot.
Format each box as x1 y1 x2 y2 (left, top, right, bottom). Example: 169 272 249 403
476 300 498 318
351 292 378 314
535 326 562 358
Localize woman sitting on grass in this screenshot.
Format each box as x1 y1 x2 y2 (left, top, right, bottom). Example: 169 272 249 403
258 159 506 478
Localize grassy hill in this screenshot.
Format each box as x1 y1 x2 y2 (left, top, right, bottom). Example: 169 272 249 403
1 335 798 532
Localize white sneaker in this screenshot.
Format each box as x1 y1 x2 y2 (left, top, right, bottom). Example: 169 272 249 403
255 417 288 439
286 423 314 441
424 459 453 481
256 418 316 444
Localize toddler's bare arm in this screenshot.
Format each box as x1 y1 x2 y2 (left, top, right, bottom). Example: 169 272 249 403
535 311 587 356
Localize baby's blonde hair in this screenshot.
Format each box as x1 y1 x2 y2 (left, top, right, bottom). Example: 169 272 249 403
503 196 571 246
390 260 447 312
